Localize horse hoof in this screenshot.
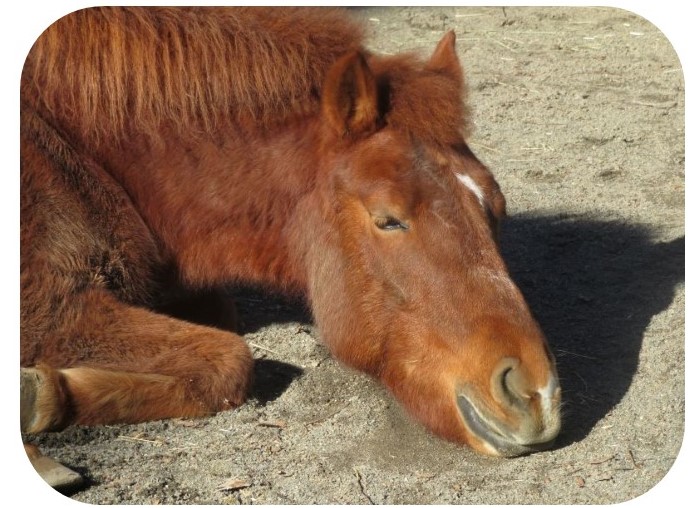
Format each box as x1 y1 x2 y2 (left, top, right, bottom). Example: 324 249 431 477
24 444 84 491
20 366 66 433
20 368 43 433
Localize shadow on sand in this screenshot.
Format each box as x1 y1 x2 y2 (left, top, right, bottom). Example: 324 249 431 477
500 213 684 446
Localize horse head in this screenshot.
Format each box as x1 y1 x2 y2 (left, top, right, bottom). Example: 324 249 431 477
300 32 561 457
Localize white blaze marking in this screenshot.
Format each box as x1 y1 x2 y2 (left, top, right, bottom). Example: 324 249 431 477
456 172 486 208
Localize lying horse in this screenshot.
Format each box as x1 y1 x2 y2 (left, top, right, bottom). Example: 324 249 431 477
20 7 560 458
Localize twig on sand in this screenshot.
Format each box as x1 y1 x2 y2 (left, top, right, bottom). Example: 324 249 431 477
116 435 164 446
627 449 641 469
217 478 252 492
630 99 677 109
258 418 287 429
354 468 376 505
305 402 350 425
469 141 500 154
590 454 615 465
249 342 280 355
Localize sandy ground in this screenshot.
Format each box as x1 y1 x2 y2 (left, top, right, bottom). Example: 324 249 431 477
19 6 685 505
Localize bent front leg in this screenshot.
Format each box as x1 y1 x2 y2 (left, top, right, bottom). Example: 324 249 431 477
21 289 253 433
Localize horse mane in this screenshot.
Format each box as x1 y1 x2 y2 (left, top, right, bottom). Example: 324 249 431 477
22 7 469 147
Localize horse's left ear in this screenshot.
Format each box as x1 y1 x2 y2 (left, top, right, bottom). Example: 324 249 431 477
426 30 463 85
322 51 379 138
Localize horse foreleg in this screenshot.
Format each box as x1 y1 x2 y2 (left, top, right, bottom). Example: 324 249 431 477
21 289 253 433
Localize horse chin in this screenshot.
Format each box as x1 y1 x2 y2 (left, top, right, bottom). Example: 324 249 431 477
456 392 558 458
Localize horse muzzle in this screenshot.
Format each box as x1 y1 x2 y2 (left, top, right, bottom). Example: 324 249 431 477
456 359 561 457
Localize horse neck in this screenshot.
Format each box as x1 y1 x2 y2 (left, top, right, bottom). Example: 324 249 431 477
100 120 322 294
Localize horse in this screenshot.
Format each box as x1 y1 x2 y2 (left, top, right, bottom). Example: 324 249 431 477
20 7 561 461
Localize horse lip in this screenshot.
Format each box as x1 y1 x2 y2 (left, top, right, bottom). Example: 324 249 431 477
456 393 555 457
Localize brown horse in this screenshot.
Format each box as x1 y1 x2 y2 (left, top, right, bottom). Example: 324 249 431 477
20 7 560 458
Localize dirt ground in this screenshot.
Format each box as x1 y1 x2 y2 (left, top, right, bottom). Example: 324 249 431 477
19 6 685 505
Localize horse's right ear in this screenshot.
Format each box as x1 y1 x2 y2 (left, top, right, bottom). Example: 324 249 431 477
426 30 463 86
322 51 379 138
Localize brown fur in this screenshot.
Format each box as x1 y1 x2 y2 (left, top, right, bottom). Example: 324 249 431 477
22 7 468 150
23 7 363 146
21 7 559 457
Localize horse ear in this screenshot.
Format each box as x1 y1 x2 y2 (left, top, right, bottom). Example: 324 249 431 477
426 30 463 84
322 51 379 137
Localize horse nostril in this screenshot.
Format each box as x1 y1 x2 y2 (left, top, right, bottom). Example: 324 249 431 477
492 357 529 408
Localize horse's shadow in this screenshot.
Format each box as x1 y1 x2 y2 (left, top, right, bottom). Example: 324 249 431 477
232 213 684 445
225 288 311 405
500 213 684 446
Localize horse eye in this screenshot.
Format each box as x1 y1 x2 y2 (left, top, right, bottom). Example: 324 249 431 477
375 216 409 231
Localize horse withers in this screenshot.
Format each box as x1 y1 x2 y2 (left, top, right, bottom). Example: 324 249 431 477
20 7 560 459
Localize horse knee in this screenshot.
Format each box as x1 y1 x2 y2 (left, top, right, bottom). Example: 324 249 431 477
214 338 254 408
182 335 254 411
